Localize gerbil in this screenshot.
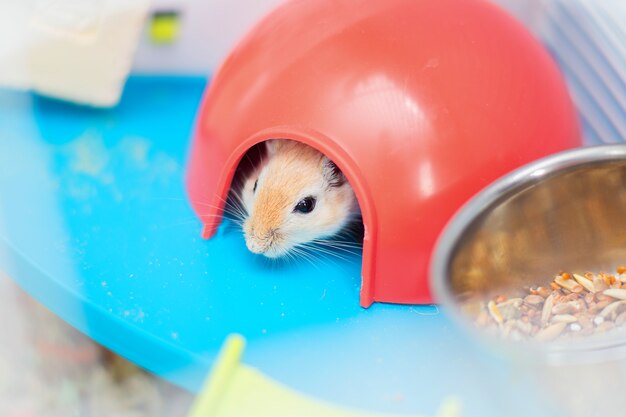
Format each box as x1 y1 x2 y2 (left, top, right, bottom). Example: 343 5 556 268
238 139 361 258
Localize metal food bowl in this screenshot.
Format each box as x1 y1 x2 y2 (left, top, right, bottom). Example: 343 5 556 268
431 145 626 417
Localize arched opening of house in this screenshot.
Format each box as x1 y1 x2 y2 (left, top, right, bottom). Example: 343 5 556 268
204 136 373 306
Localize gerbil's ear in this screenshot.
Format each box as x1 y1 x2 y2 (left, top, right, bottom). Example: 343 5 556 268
322 157 346 188
264 140 282 157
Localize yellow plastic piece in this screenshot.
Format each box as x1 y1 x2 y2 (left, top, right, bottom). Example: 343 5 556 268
149 13 180 44
187 334 461 417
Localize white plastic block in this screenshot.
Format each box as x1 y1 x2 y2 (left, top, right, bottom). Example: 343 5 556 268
0 0 150 107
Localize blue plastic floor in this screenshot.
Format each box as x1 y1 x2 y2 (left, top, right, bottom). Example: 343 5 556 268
0 77 559 417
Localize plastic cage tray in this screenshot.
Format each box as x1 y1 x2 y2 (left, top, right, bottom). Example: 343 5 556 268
0 77 559 417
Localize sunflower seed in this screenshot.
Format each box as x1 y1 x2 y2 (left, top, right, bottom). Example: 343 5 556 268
573 274 595 293
535 322 567 342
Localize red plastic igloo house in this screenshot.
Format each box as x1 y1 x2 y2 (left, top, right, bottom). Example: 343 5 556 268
186 0 580 307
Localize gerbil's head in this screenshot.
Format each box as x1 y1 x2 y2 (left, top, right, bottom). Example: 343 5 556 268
240 140 358 258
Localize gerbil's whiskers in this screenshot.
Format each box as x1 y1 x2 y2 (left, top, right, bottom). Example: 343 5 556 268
310 238 363 253
313 240 362 250
215 193 248 221
191 195 247 228
293 243 349 268
141 195 248 232
289 246 322 271
310 244 353 262
198 213 244 229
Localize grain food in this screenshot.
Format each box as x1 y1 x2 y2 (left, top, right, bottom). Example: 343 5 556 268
466 266 626 342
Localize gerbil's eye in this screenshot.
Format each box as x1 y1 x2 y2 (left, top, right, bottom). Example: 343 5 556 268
253 179 258 193
294 196 316 214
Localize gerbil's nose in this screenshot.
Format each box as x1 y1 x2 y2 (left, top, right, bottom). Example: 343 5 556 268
245 236 266 254
244 223 271 254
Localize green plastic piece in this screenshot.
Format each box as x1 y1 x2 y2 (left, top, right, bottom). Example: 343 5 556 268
187 334 461 417
149 12 180 44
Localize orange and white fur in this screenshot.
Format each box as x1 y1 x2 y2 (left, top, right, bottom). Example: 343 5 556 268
239 140 360 258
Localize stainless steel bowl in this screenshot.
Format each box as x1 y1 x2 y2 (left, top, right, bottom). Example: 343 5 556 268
431 145 626 417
